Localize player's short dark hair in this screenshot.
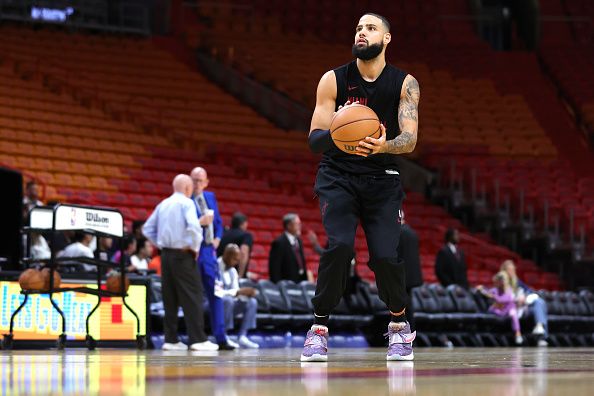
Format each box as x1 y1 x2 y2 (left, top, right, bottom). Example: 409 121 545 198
444 228 457 243
122 234 136 250
231 212 248 229
132 220 145 233
73 231 87 242
362 12 390 32
136 237 148 253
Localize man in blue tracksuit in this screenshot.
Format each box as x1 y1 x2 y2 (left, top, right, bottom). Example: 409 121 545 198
191 167 236 350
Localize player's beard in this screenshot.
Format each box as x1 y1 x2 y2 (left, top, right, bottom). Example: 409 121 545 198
352 42 384 61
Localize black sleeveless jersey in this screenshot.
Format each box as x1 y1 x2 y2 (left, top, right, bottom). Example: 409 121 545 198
320 60 408 175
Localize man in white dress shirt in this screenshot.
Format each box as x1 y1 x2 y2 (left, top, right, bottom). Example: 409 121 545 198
143 174 218 351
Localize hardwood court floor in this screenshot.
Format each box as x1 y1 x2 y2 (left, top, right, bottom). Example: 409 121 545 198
2 348 594 395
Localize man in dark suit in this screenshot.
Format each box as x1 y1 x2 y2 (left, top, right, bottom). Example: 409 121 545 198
435 228 469 289
268 213 314 283
190 167 235 349
397 211 423 331
217 212 254 278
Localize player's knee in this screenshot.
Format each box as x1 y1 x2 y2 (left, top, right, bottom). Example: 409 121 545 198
329 243 354 259
368 256 402 271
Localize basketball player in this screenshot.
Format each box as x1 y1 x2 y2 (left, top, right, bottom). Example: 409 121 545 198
302 13 420 362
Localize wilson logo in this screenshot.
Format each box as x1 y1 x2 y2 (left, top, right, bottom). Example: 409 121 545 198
343 144 357 151
86 213 109 224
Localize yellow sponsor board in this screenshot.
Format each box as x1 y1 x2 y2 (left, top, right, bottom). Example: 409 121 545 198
0 281 146 340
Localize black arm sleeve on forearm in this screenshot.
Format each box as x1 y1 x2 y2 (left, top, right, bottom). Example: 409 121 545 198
308 129 333 153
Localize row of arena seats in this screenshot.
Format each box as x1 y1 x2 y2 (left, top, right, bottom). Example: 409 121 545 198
413 284 594 347
149 278 594 346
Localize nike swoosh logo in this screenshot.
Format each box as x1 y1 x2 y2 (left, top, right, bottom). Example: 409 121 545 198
348 85 358 91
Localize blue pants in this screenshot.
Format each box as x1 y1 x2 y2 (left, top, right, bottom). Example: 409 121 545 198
198 245 226 344
529 297 548 337
222 296 258 336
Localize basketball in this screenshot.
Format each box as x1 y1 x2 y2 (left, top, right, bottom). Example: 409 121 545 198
41 267 61 290
18 268 45 291
105 271 130 294
330 104 381 154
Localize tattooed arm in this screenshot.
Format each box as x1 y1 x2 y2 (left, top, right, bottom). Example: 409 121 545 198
356 74 420 156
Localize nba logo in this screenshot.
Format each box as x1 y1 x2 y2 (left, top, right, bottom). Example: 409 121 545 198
70 208 77 226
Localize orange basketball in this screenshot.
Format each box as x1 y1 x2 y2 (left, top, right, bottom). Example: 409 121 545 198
330 104 381 154
41 267 61 290
18 268 45 291
105 272 130 294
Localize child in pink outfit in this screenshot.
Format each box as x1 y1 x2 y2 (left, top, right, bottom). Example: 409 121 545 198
479 271 523 345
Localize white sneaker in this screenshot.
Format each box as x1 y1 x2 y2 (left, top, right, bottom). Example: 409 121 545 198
515 335 523 345
537 339 548 347
238 335 259 349
162 342 187 351
226 337 240 349
190 340 219 351
532 323 545 335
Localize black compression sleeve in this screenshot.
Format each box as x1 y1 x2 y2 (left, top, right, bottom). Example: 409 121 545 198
308 129 333 153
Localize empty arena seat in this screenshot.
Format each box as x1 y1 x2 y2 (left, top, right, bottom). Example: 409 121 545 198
561 291 594 331
238 278 272 324
357 281 389 317
580 290 594 315
446 284 491 330
278 280 311 326
411 285 447 330
428 284 475 330
258 280 292 326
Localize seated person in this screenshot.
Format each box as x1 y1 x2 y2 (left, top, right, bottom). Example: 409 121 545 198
501 260 548 346
217 244 259 349
148 249 162 276
478 271 523 345
30 232 51 260
94 237 113 262
57 231 95 271
111 234 136 270
129 237 153 273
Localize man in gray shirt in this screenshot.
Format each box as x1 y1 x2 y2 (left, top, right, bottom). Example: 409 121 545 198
143 174 218 351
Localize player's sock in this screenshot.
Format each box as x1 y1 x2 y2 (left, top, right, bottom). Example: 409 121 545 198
390 312 407 326
313 313 329 326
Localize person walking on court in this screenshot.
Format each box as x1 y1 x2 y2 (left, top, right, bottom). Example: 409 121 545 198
143 174 218 351
190 167 236 350
302 13 420 361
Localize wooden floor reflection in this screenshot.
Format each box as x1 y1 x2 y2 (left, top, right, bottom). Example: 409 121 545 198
2 348 594 395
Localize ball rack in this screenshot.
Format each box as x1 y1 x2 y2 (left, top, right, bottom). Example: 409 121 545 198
2 203 146 350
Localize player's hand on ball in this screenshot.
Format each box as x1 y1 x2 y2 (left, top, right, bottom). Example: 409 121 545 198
355 124 386 157
336 100 359 113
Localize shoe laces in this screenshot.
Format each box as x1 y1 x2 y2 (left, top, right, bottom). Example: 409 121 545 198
305 330 327 347
384 327 416 345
